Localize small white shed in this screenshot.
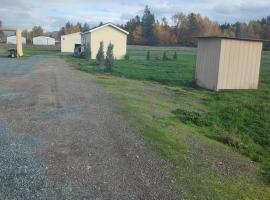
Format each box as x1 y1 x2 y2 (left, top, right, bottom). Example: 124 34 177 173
81 23 129 59
33 36 55 46
196 36 263 91
61 32 81 53
7 35 26 44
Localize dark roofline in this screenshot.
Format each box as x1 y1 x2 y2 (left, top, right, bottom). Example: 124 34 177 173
196 36 269 43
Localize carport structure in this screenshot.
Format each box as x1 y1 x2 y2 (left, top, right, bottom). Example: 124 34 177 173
0 29 23 58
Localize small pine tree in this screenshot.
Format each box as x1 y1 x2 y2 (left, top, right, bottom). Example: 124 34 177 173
146 51 150 60
124 54 130 60
105 43 114 71
173 52 177 60
162 51 169 61
96 41 105 65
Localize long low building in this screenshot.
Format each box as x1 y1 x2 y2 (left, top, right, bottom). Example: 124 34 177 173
6 35 26 44
61 32 81 53
33 36 55 45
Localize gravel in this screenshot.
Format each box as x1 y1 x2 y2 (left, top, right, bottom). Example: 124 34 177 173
0 56 182 199
0 123 74 200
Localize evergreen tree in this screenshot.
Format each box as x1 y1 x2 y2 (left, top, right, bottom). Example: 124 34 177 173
76 22 82 31
105 43 114 71
96 41 105 65
141 6 157 45
146 51 150 60
162 52 169 61
82 23 90 32
173 52 177 60
0 20 4 42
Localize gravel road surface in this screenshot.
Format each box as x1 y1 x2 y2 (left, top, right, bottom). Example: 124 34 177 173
0 56 181 199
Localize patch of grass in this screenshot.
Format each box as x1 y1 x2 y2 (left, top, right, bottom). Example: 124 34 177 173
172 108 212 127
64 49 270 198
23 46 60 57
63 50 196 87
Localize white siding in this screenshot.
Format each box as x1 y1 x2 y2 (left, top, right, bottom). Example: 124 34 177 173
6 36 26 44
61 32 81 53
217 39 262 90
196 38 221 90
33 36 55 45
196 37 263 91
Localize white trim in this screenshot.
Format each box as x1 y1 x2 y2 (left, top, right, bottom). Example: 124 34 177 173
81 23 129 35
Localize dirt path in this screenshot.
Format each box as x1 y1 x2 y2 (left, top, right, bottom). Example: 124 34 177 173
0 56 181 199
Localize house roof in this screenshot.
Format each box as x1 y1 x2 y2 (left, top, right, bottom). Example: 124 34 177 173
33 36 55 39
81 23 129 35
61 32 81 37
196 36 268 43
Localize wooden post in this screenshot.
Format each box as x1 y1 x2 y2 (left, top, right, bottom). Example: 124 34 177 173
16 29 23 57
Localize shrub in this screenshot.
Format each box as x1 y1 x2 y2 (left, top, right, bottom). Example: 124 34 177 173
146 51 150 60
105 43 114 71
173 52 177 60
96 41 105 65
162 51 169 61
155 54 160 60
172 108 212 127
124 54 130 60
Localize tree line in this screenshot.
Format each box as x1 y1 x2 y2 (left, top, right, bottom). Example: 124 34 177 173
1 6 270 47
124 6 270 46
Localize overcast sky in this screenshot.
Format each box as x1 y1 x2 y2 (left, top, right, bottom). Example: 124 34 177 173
1 0 270 31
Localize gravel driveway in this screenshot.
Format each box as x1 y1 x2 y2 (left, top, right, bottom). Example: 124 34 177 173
0 56 181 199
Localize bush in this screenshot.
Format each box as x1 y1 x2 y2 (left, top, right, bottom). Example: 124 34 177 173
105 43 114 71
124 54 130 60
146 51 150 60
96 41 105 65
155 54 160 60
162 51 169 61
172 108 212 127
173 52 177 60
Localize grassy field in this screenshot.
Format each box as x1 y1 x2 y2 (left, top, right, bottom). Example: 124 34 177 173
63 49 270 199
0 45 60 58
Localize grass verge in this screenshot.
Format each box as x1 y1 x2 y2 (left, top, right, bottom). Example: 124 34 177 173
63 49 270 199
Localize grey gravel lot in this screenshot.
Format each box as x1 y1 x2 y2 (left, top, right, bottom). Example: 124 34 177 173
0 56 182 199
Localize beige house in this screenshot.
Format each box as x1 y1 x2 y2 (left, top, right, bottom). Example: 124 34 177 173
196 36 263 91
81 23 129 59
61 32 81 53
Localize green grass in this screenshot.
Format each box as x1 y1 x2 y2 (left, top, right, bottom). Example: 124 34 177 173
23 46 60 58
62 49 270 198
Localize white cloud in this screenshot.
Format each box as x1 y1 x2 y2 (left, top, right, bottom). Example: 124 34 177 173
0 0 269 31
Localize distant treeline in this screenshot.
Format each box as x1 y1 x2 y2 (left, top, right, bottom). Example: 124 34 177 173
1 6 270 47
57 6 270 47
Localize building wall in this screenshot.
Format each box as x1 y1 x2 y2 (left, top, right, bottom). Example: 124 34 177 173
61 32 81 53
90 26 127 59
81 32 91 56
33 37 55 45
196 38 221 90
6 36 26 44
217 39 262 90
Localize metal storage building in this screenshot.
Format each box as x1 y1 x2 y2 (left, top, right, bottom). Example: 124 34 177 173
61 32 81 53
33 36 55 45
81 23 129 59
196 36 263 91
7 35 26 44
